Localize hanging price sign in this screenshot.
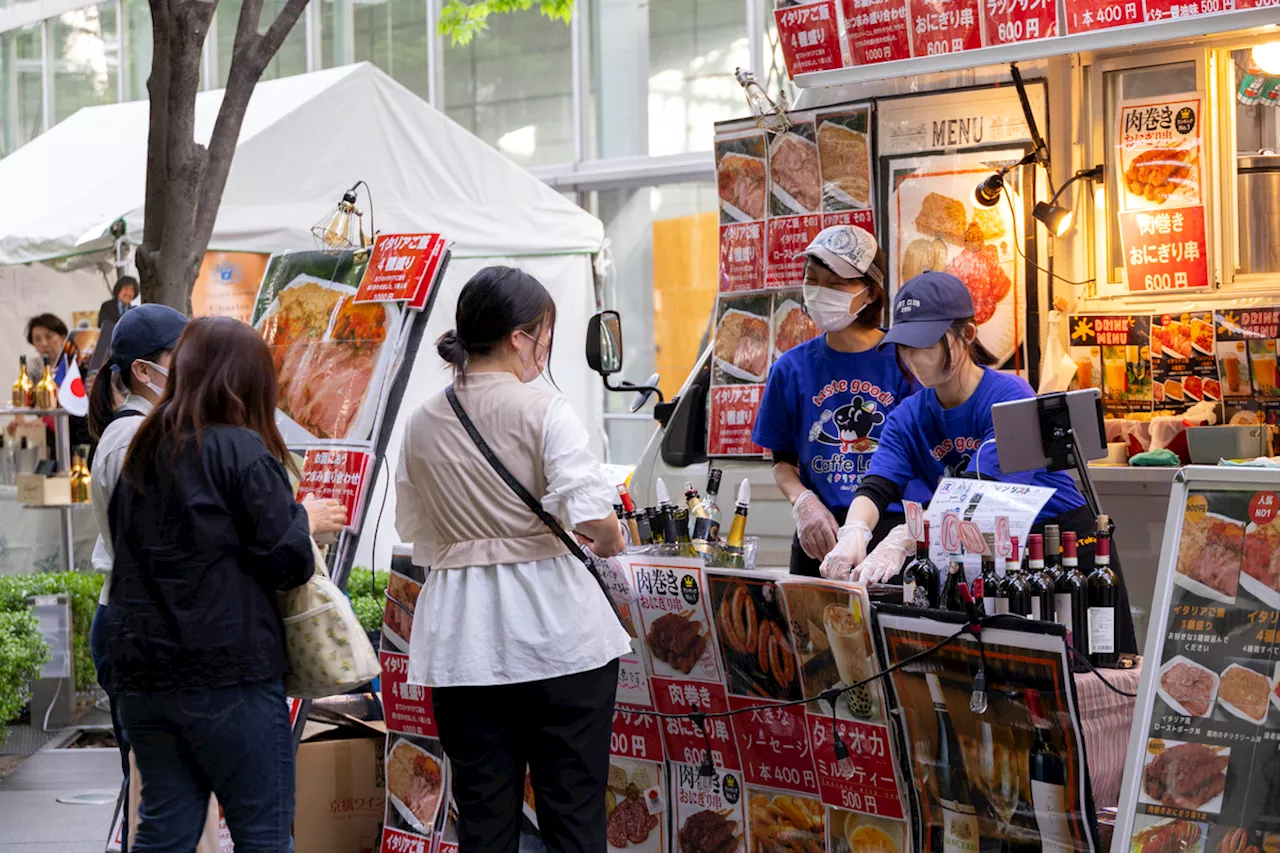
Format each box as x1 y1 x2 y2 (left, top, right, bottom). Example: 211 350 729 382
941 511 962 553
905 501 924 541
995 516 1012 558
960 520 987 555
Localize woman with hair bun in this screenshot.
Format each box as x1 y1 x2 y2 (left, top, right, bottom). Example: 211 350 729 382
397 265 629 853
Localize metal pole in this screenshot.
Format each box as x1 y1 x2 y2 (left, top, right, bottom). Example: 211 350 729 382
56 411 72 570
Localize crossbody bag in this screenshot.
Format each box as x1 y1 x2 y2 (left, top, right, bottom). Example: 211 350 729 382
445 385 626 627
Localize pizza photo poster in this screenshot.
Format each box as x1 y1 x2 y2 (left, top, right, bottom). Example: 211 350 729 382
1115 92 1211 293
887 148 1031 373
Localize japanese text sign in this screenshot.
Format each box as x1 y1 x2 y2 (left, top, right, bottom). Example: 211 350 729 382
775 0 848 76
355 233 447 306
295 448 371 522
380 651 437 737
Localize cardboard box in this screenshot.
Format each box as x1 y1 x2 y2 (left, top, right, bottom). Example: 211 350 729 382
17 474 70 505
294 725 387 853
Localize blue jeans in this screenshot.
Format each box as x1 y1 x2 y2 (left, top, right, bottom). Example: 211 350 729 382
116 680 295 853
92 604 132 852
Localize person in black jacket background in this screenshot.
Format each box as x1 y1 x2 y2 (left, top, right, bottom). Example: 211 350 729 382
103 316 346 853
98 275 137 329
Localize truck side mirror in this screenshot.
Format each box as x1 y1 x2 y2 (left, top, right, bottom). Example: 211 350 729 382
586 310 623 376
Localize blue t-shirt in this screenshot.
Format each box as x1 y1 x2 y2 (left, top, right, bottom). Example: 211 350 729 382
752 335 921 511
866 367 1086 522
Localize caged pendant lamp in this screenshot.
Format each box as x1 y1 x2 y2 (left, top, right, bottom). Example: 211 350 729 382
312 181 374 252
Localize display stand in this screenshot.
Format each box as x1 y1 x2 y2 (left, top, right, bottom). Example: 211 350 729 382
1 406 78 571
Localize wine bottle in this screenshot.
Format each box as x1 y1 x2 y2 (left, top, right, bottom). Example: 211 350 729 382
12 356 33 408
926 673 980 853
1026 534 1055 621
903 521 939 608
1055 531 1088 659
1026 689 1072 853
635 507 654 545
685 482 704 516
647 506 665 545
691 515 715 558
70 447 90 503
701 468 723 541
981 532 999 616
712 479 750 569
1087 515 1119 668
33 355 57 410
617 485 643 546
999 537 1030 616
941 547 966 613
1043 524 1062 582
671 507 700 558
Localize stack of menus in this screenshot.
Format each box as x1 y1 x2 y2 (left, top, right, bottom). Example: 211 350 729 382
1116 466 1280 853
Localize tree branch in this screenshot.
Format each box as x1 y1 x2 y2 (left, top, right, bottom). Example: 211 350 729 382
140 0 174 283
256 0 309 67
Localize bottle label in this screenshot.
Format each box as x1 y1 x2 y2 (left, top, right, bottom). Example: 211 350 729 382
983 597 996 617
1053 594 1074 633
995 597 1009 615
1031 599 1042 621
940 802 980 853
1088 607 1115 654
903 581 917 606
1029 779 1073 853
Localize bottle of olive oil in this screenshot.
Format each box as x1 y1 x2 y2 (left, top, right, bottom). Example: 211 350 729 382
33 356 58 410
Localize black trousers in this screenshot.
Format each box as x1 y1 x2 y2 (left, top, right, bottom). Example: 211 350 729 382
433 659 619 853
789 505 906 577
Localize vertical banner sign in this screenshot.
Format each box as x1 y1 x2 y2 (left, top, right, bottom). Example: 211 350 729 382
1116 94 1211 292
774 0 849 76
1067 314 1153 416
295 448 372 521
767 115 823 289
354 233 449 306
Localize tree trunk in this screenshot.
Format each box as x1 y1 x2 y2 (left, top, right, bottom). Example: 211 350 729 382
138 0 309 314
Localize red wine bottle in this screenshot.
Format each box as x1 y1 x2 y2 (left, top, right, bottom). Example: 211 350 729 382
980 533 999 616
1043 524 1062 582
941 547 966 613
998 537 1030 616
903 521 940 608
1086 515 1119 668
1026 534 1055 621
926 673 979 853
1026 689 1072 853
1055 531 1088 659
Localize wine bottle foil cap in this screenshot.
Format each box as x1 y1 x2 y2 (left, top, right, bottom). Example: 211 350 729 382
1027 534 1044 561
1097 534 1110 558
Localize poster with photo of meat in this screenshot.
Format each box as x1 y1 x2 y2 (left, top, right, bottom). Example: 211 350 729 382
252 249 407 446
767 117 822 291
815 106 874 218
380 733 446 849
670 763 748 853
887 149 1028 372
717 126 769 294
1151 311 1220 412
709 293 770 458
605 758 666 852
772 292 820 360
1121 485 1280 848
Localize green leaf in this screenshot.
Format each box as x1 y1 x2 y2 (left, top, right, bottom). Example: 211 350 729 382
437 0 574 45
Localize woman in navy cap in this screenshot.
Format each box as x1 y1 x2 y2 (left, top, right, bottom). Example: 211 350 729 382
823 271 1136 655
751 224 921 576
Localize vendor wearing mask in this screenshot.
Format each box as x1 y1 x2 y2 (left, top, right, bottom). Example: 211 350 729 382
823 272 1136 654
752 225 920 576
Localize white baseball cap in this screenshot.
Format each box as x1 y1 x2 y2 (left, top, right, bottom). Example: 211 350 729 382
797 225 883 286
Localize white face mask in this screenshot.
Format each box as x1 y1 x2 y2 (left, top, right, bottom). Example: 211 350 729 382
137 360 169 398
802 284 868 333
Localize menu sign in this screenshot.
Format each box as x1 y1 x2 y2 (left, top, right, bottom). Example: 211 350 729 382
981 0 1058 43
844 0 911 65
877 611 1099 852
1068 314 1154 416
295 448 371 522
1116 93 1210 292
354 233 448 305
1117 473 1280 853
774 0 848 75
711 110 872 457
907 0 983 56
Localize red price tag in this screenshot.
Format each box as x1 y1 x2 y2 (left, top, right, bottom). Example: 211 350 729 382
1062 0 1142 32
651 678 741 771
907 0 982 57
774 0 847 76
708 385 766 457
719 223 766 293
941 512 962 553
980 0 1057 43
994 516 1012 559
380 651 437 737
808 715 904 818
960 520 986 555
1119 206 1210 292
842 0 910 65
766 215 823 289
823 210 875 235
611 706 666 762
354 233 446 304
905 501 924 542
729 698 820 795
1251 492 1279 526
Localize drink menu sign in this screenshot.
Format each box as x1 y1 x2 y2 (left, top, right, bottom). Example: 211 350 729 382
711 108 874 457
1115 470 1280 853
1115 93 1211 293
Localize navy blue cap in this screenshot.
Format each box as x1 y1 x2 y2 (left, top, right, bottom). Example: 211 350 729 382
109 304 188 372
879 272 975 349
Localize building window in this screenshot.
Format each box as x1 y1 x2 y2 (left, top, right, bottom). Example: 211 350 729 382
354 0 429 101
213 0 308 86
0 24 43 155
51 4 119 124
123 0 152 101
443 7 573 167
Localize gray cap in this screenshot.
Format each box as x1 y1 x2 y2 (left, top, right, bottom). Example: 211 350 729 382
797 225 883 285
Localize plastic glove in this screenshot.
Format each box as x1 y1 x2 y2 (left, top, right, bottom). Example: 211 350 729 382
794 490 839 560
851 524 914 585
820 519 872 582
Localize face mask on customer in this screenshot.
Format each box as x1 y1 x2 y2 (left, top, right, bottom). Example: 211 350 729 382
136 360 169 398
516 331 550 383
802 284 868 333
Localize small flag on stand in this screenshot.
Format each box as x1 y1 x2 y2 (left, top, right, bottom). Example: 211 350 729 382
54 356 88 417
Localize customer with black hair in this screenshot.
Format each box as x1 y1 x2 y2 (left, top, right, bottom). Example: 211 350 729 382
397 265 628 853
15 312 93 449
752 224 922 576
98 275 138 329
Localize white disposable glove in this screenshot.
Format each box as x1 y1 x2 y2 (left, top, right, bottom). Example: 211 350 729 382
820 519 872 582
851 524 915 585
794 490 840 560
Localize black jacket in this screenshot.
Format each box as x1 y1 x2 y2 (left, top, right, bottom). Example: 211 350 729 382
103 425 313 694
98 298 125 329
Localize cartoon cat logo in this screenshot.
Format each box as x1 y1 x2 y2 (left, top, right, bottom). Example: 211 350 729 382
812 395 884 453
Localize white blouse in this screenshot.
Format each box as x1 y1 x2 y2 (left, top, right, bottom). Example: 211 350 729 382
397 394 632 688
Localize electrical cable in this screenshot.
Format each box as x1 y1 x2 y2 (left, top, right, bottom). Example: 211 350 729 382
1004 185 1096 287
1067 646 1138 698
368 457 391 596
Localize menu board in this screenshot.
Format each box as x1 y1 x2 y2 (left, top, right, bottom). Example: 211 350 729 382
1069 310 1280 424
1115 93 1211 293
711 110 874 457
774 0 849 76
887 148 1030 372
1116 470 1280 853
876 610 1098 853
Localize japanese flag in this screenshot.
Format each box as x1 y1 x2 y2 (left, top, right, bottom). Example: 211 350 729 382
54 356 89 417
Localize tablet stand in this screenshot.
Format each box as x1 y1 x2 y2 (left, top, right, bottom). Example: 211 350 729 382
1036 392 1108 527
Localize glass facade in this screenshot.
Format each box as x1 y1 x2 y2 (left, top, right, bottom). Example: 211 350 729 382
0 23 43 156
213 0 308 87
354 0 429 102
51 4 119 124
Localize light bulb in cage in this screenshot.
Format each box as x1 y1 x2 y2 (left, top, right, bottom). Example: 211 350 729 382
734 68 790 135
696 751 717 792
969 669 988 715
312 184 369 252
832 728 856 779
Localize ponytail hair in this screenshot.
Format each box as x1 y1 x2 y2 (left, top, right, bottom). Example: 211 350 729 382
88 369 121 440
436 330 468 370
438 266 557 384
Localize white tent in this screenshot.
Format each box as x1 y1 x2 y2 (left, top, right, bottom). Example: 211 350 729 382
0 62 608 571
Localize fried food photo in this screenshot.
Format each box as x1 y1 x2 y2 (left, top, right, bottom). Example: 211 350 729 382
1218 828 1260 853
1133 819 1201 853
719 154 768 221
680 809 740 853
1125 146 1199 205
648 612 708 676
748 793 823 853
1218 665 1270 723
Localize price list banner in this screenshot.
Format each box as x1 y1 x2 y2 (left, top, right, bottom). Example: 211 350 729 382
1118 479 1280 853
1116 93 1210 292
711 111 872 457
774 0 849 75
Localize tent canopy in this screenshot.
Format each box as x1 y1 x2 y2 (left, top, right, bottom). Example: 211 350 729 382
0 63 604 265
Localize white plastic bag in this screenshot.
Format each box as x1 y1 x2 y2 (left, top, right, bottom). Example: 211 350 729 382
1038 310 1078 395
